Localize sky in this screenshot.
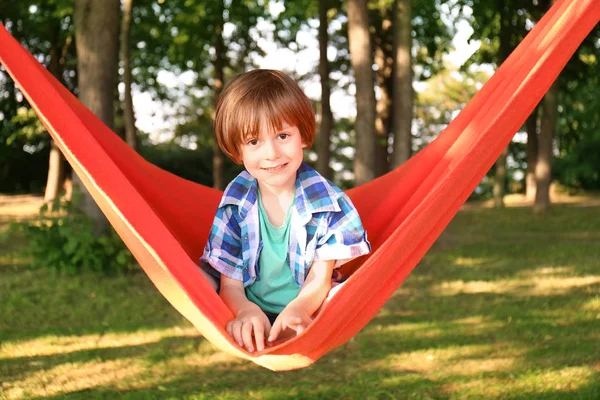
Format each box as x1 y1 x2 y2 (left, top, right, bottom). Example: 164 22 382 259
131 5 481 143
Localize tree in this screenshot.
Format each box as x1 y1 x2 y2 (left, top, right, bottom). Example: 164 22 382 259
1 1 76 200
74 0 120 234
491 0 517 208
533 0 557 213
120 0 137 150
525 107 538 200
466 0 533 207
44 4 75 202
554 27 600 191
372 3 393 176
347 0 376 185
317 0 334 180
212 0 225 190
391 0 412 168
534 81 558 213
414 67 488 149
370 0 455 175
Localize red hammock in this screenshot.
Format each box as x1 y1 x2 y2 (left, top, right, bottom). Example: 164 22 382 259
1 0 598 371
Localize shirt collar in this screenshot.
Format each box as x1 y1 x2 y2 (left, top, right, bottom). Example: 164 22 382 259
219 162 341 219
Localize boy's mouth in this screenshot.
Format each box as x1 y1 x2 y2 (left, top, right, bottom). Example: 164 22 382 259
261 163 288 172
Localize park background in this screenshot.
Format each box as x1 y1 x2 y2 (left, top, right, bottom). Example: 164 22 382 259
1 0 599 398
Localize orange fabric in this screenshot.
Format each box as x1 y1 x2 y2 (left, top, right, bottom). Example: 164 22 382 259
1 0 598 371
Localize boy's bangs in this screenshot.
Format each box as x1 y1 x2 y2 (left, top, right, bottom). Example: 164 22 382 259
236 94 291 142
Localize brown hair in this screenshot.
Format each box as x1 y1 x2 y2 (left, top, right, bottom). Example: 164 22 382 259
214 69 315 164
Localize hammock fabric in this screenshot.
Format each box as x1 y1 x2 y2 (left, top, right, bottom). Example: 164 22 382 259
1 0 598 371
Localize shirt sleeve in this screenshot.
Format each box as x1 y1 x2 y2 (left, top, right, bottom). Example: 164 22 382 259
313 192 371 267
200 205 245 282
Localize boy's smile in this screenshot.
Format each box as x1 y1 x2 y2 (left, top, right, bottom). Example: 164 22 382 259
261 163 288 172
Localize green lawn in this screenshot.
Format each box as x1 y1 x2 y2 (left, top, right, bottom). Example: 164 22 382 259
1 200 599 399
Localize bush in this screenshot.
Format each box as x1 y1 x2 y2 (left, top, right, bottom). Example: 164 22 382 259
4 191 136 275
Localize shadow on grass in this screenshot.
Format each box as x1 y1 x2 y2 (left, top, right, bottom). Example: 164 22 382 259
1 334 206 385
503 381 600 400
411 242 600 286
22 358 447 400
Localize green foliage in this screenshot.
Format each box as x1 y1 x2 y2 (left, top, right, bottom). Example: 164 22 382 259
555 134 600 190
139 136 243 187
1 0 76 193
415 67 489 148
0 137 49 194
554 29 600 190
4 191 135 275
130 0 267 101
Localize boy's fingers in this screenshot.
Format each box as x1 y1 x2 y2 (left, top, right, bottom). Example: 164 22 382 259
268 320 282 342
253 320 265 352
264 320 273 346
231 320 243 347
242 322 254 352
293 324 306 335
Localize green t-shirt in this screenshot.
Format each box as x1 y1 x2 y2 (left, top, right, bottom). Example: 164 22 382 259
246 192 301 314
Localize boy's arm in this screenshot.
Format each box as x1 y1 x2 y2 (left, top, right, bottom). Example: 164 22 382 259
220 275 271 353
268 259 335 342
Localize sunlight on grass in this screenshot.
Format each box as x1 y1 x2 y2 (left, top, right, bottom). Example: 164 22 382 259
0 195 44 220
367 343 517 375
0 326 200 359
443 365 596 397
370 315 507 339
583 297 600 311
519 266 576 276
452 257 490 267
2 333 244 400
432 273 600 297
4 358 143 400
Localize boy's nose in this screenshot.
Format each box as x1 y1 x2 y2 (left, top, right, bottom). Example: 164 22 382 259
264 140 280 159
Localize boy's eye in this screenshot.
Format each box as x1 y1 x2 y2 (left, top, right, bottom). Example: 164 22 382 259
277 133 290 140
247 138 259 146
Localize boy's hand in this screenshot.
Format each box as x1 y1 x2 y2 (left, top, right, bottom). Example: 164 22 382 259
268 305 312 343
226 305 271 353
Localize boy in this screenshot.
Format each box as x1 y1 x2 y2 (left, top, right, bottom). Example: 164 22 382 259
201 69 370 353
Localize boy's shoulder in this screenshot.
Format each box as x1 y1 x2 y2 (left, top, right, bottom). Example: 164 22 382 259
218 169 257 211
295 163 348 215
296 162 343 195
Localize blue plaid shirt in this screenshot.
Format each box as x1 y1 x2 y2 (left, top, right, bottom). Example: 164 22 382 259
201 163 371 287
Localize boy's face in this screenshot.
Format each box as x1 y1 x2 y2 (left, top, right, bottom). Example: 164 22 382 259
240 121 306 194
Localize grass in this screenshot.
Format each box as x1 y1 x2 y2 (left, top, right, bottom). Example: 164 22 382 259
1 195 599 399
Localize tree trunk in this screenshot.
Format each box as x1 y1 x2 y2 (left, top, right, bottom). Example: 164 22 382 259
533 0 558 214
493 0 512 208
373 11 393 177
317 0 333 180
347 0 376 185
121 0 137 150
525 107 538 201
534 82 558 214
391 0 413 168
212 3 226 190
44 27 72 203
74 0 120 235
44 141 65 203
493 147 508 208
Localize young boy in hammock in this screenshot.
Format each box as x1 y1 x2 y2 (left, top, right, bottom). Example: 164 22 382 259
200 69 370 353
